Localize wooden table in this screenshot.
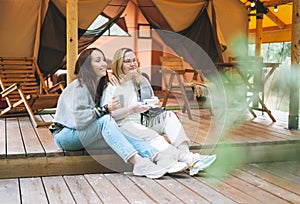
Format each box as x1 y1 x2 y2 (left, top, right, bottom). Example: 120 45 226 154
215 61 280 122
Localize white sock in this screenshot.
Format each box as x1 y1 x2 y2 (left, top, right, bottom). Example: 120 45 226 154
177 143 194 165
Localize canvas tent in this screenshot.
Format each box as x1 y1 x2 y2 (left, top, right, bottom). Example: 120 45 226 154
1 0 299 129
0 0 248 76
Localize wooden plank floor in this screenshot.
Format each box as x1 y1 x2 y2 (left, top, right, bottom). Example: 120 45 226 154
0 102 300 203
0 161 299 203
0 106 300 178
0 108 299 158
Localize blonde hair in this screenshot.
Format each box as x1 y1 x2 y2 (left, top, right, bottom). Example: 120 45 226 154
112 48 141 85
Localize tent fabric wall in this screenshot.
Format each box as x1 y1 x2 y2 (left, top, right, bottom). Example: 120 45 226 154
138 1 224 68
213 0 249 60
137 0 248 66
77 0 129 55
52 0 111 29
0 0 248 76
178 7 222 65
38 0 128 75
41 0 227 75
0 0 49 58
153 8 222 69
152 0 207 32
38 1 73 75
135 0 173 30
0 0 108 75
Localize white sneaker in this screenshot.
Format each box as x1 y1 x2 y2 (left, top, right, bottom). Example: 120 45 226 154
161 161 188 174
155 146 187 174
133 157 167 179
189 154 217 176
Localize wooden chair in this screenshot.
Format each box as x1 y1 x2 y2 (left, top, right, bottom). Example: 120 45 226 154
0 57 65 127
228 56 277 122
160 56 209 120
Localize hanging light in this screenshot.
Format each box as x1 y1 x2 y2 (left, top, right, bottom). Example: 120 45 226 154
274 5 278 12
250 1 256 8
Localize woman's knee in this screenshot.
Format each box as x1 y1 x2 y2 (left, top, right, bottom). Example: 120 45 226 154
96 115 114 128
97 114 111 123
54 131 83 150
54 136 63 149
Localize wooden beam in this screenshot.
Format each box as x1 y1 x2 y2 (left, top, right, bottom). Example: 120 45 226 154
265 10 286 29
245 0 292 9
289 0 300 129
263 0 293 7
0 154 132 179
248 24 292 34
248 27 291 43
66 0 78 85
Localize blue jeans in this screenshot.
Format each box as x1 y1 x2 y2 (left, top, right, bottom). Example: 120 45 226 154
54 115 158 162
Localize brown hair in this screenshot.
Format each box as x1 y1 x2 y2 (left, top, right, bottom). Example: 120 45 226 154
75 47 108 105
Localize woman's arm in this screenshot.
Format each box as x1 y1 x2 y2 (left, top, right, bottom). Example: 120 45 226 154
101 82 150 120
110 102 150 121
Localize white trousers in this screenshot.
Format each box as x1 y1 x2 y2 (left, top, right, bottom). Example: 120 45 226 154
145 110 190 147
119 111 193 164
120 121 170 151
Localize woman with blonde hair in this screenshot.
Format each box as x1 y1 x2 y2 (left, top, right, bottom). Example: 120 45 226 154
104 48 216 176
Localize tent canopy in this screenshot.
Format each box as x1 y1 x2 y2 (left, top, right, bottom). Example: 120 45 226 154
0 0 261 76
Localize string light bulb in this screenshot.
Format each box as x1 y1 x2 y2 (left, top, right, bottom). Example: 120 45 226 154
250 1 255 7
274 5 278 12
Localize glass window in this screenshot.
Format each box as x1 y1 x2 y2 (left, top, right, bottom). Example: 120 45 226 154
86 15 129 37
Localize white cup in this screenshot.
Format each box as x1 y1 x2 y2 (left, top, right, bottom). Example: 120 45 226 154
143 98 158 107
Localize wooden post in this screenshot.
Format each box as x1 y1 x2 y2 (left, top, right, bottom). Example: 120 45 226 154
289 0 300 129
254 8 264 108
255 17 263 57
255 0 265 57
134 2 138 55
66 0 78 85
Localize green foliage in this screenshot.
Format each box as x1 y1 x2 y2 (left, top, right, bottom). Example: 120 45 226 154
249 42 291 63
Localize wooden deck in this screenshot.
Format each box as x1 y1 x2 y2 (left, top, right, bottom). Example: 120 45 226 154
0 161 300 203
0 106 299 179
0 102 300 203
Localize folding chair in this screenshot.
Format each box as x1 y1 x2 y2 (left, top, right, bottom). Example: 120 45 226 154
0 57 65 127
160 56 209 120
228 56 276 122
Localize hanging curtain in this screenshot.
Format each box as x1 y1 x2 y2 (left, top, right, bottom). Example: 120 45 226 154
38 0 128 75
137 0 225 110
78 0 129 53
137 0 223 72
38 1 83 75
